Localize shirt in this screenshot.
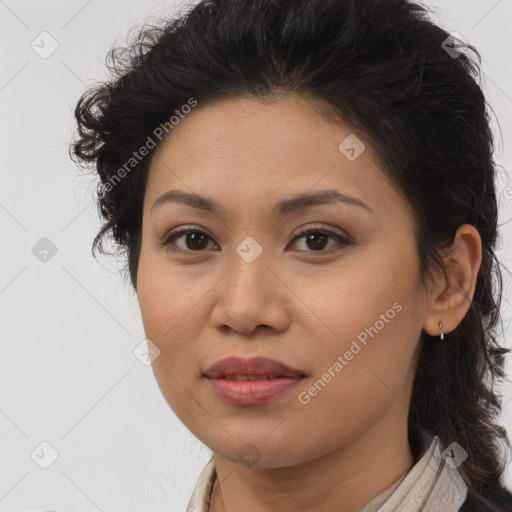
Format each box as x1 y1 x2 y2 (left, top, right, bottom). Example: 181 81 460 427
186 435 470 511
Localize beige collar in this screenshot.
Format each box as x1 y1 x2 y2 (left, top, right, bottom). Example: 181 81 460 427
186 435 468 512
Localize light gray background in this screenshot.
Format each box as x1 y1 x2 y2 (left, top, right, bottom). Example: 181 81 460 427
1 0 511 511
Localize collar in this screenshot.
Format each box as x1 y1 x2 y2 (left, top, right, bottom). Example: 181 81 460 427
186 435 468 512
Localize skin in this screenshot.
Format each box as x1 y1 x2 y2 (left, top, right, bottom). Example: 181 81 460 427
136 95 482 512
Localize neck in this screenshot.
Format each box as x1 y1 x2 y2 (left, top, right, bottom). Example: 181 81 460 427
209 404 414 512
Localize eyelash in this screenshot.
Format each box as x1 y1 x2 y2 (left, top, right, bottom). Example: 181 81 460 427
158 224 351 255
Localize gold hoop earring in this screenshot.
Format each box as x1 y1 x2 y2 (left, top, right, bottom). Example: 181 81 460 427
439 321 444 340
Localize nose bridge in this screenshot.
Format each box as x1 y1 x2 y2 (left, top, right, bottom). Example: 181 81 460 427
210 237 290 333
226 236 271 304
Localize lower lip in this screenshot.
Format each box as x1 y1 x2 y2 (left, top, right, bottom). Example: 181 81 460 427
206 376 304 405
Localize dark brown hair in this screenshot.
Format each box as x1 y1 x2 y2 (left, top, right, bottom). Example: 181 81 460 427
70 0 512 508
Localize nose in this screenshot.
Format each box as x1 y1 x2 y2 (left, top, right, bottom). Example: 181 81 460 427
209 253 292 335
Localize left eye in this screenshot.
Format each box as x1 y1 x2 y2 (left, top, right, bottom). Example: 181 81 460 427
290 228 350 252
160 227 350 253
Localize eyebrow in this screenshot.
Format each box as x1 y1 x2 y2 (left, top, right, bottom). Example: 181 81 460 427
151 188 375 217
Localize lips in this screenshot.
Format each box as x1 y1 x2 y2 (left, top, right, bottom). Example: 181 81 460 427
204 356 306 380
203 356 307 405
224 374 282 380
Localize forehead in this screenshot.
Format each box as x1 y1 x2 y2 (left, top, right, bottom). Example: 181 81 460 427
144 95 409 222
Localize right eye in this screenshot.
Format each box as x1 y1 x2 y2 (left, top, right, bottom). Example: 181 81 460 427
160 228 218 252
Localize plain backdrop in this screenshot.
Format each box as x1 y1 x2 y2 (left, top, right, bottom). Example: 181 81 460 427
1 0 511 510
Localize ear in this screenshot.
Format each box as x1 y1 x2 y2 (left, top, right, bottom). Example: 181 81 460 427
423 224 482 337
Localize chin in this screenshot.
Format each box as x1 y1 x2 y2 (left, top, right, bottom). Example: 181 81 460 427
209 436 312 469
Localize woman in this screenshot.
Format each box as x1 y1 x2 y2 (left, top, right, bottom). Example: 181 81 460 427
70 0 512 510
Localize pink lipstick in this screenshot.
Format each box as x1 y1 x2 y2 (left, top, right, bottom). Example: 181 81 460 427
204 356 306 405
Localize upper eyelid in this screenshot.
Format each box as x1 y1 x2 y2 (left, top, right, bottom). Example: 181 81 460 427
164 223 348 238
162 224 351 248
293 223 348 239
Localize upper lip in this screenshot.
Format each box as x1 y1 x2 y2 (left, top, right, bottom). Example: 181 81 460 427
204 356 306 379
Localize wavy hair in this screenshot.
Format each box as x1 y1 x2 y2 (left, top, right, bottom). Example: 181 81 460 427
69 0 512 508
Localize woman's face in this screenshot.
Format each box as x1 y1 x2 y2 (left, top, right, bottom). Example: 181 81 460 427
136 95 430 468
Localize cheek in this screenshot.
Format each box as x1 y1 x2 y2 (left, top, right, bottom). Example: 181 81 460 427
293 298 419 459
300 253 421 398
136 251 226 407
137 247 198 338
137 263 203 422
136 253 199 386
